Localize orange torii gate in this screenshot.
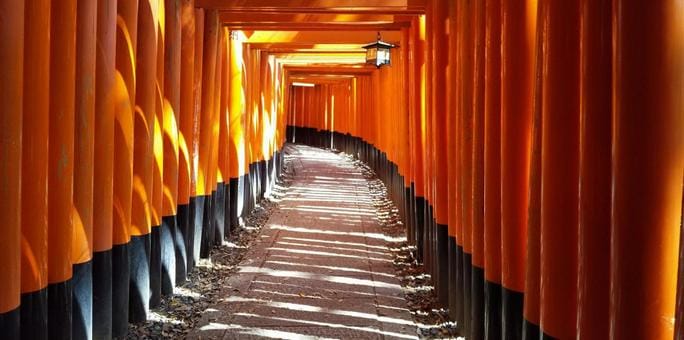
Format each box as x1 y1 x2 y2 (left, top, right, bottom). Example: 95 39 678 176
0 0 682 339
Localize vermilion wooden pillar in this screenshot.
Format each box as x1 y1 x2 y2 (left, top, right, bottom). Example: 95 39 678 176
445 0 461 326
162 0 184 292
538 0 581 338
431 0 449 308
190 8 204 270
483 0 502 337
577 0 612 338
131 0 157 324
113 0 138 336
112 0 138 336
611 0 684 338
178 0 196 275
522 6 543 337
20 0 49 337
423 0 433 276
458 0 474 333
0 1 23 336
411 16 425 265
92 0 117 337
150 0 166 309
198 9 218 259
470 0 486 337
48 1 77 338
501 0 536 337
210 28 225 247
217 27 230 242
73 1 98 337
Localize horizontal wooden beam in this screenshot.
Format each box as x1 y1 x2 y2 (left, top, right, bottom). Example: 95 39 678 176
219 12 404 24
285 65 376 74
223 21 408 31
197 0 425 14
243 30 402 44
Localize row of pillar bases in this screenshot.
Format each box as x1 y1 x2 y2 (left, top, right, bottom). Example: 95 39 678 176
0 151 284 339
287 120 684 339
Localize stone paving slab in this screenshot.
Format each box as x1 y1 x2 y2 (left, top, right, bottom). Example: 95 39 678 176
191 145 418 339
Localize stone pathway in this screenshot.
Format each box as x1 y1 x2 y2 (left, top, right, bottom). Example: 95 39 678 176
191 145 418 339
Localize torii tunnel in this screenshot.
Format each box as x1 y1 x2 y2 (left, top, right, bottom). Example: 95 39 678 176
0 0 682 339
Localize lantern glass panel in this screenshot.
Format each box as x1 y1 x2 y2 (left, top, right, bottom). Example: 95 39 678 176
378 48 389 64
366 48 377 61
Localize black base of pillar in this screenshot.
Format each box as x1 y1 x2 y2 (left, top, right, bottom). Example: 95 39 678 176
72 260 93 340
214 184 226 243
161 215 177 296
93 249 112 340
128 234 150 324
20 288 47 340
448 237 460 325
112 242 130 338
471 265 485 340
436 224 449 307
229 177 239 229
174 205 189 284
456 245 465 328
405 187 414 244
200 193 214 259
259 160 267 199
247 164 255 213
150 226 161 308
223 182 231 239
48 278 72 340
0 307 20 340
267 156 275 195
181 201 195 275
502 286 524 340
415 196 425 263
522 319 540 340
190 195 205 271
208 190 217 248
485 280 502 340
463 252 472 335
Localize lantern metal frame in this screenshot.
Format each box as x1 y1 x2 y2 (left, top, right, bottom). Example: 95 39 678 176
362 32 396 68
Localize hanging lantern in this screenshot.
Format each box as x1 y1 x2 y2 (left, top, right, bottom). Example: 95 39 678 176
362 32 396 68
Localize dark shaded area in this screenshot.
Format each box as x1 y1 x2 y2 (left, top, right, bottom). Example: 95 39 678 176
20 287 47 340
48 279 72 340
93 249 112 339
72 260 93 340
128 234 150 324
0 306 20 340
